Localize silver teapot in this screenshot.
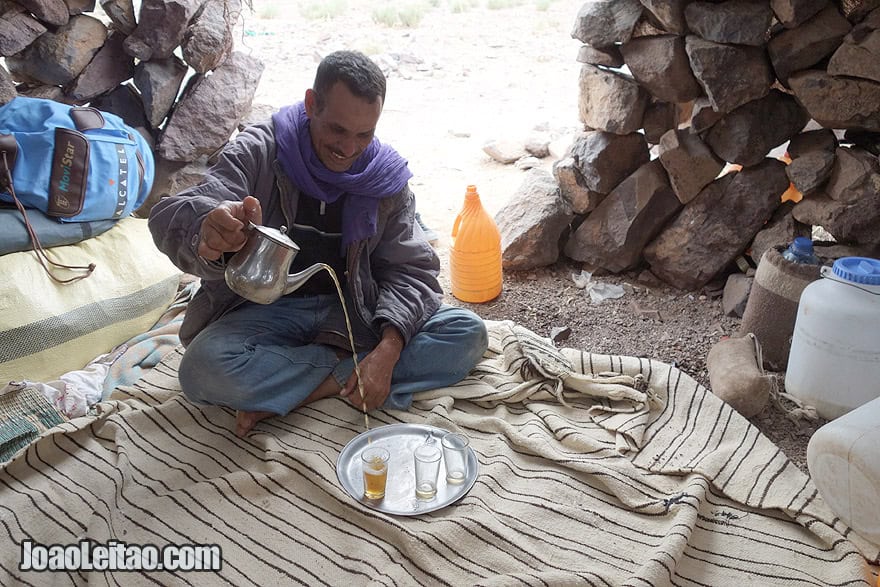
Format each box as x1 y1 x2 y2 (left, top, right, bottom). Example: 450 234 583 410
224 223 328 305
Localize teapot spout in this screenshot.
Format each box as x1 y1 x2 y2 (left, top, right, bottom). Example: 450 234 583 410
284 263 331 296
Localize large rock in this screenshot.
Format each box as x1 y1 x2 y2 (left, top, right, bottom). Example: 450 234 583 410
630 13 668 38
553 156 605 215
67 0 97 14
137 155 209 216
482 139 527 164
767 5 851 83
496 169 574 271
571 0 643 47
686 36 773 114
642 100 677 144
577 64 649 134
658 128 724 204
705 90 810 167
576 44 624 67
68 30 133 101
90 83 153 143
124 0 205 60
15 0 68 26
689 96 724 134
787 128 838 158
17 83 66 102
789 69 880 131
722 274 753 318
639 0 688 34
134 56 188 128
644 159 790 290
786 150 836 195
685 0 773 46
827 10 880 83
563 160 681 272
99 0 136 34
568 131 650 194
825 146 880 202
785 150 835 196
843 128 880 155
159 51 264 161
771 0 828 28
839 0 880 21
0 5 46 57
182 0 240 73
5 14 106 85
0 63 14 105
793 190 880 247
620 35 702 103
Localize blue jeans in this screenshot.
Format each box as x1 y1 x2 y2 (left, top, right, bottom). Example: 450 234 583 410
177 296 488 414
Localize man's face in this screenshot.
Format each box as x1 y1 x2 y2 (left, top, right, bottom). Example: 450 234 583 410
304 82 383 173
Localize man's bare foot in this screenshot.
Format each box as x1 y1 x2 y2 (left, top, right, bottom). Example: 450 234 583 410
235 410 274 437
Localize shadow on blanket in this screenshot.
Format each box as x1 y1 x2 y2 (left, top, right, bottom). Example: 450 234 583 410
1 320 877 585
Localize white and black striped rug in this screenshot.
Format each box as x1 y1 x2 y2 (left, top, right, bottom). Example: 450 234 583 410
1 321 877 585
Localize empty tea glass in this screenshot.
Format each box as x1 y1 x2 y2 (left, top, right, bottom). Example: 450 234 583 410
413 443 442 500
441 432 469 485
361 447 390 500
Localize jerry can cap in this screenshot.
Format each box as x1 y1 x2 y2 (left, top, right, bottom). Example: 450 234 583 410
832 256 880 285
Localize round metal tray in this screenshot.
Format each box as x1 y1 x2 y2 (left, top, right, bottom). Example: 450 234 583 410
336 423 479 516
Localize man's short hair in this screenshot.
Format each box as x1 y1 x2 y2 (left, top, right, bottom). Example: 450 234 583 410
313 50 386 110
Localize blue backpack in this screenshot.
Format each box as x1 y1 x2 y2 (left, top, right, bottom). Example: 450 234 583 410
0 96 154 222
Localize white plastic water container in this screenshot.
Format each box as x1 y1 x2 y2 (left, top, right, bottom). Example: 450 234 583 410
785 256 880 420
807 395 880 550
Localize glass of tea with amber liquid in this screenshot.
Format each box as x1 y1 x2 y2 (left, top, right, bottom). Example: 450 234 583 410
361 447 390 500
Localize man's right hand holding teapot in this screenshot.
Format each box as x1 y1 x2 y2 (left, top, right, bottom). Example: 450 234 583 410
198 195 263 261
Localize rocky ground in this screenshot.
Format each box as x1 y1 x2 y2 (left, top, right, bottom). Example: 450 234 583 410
242 0 821 472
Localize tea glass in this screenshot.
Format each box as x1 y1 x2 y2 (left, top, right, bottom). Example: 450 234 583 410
441 432 469 485
361 447 390 500
413 443 442 500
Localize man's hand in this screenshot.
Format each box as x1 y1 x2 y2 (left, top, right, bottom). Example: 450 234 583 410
341 328 405 410
198 195 263 260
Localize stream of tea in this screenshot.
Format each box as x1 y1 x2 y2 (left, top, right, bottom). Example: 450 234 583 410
319 264 370 436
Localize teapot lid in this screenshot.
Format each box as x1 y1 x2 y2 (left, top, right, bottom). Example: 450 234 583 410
249 222 300 251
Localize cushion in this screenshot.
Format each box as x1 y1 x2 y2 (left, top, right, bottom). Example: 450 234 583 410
0 217 181 383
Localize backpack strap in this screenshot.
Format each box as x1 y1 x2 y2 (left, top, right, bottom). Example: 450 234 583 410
0 133 16 191
0 138 95 284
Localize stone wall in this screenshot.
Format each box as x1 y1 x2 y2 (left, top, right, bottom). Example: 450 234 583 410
0 0 263 213
549 0 880 290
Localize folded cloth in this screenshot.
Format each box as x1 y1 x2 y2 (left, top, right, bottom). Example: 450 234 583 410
13 352 118 419
100 279 197 398
419 320 655 452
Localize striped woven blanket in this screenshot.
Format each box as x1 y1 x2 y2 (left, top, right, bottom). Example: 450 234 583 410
1 320 876 585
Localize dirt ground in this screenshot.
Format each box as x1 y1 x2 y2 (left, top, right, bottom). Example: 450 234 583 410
238 1 820 471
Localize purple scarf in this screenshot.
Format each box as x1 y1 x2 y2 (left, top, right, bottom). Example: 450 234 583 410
272 102 413 247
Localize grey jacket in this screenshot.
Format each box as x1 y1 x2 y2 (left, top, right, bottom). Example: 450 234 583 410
148 119 443 347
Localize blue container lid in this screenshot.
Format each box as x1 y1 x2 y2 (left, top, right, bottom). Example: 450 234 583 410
790 236 815 256
832 257 880 285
